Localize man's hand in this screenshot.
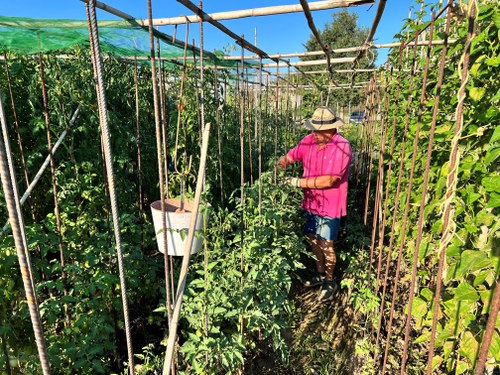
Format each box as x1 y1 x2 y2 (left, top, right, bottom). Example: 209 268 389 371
277 155 292 169
283 177 301 188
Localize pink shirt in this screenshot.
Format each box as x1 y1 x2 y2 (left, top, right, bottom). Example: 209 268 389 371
287 133 351 218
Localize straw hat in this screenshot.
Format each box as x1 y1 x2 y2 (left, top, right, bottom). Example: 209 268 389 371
303 106 344 131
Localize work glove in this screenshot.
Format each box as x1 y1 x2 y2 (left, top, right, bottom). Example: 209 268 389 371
283 177 301 188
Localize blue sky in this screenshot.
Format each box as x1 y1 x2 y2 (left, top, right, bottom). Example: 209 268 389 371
0 0 424 66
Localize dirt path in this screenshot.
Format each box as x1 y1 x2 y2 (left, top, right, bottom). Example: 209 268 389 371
286 279 370 375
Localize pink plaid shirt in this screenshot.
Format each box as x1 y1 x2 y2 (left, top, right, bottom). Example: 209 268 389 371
287 133 351 218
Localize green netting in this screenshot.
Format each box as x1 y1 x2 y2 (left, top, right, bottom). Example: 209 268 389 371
0 15 245 68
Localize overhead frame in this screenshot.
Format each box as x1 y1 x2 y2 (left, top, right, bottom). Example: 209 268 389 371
142 0 375 26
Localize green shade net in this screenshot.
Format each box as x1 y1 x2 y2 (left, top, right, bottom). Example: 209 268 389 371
0 15 244 68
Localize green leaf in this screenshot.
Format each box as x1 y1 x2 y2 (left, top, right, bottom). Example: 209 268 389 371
489 330 500 362
479 288 493 313
455 250 491 278
474 269 495 287
486 55 500 67
493 11 500 28
454 282 479 302
91 359 106 374
431 355 443 371
234 350 244 365
455 360 468 374
491 124 500 143
465 191 482 206
485 146 500 166
459 331 479 364
414 329 431 344
491 88 500 103
469 86 486 101
421 288 433 302
411 296 429 318
213 307 226 315
486 192 500 209
475 210 495 226
482 175 500 193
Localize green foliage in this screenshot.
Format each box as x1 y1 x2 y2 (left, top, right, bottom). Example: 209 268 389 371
0 43 303 374
152 172 305 373
1 2 498 374
361 2 500 373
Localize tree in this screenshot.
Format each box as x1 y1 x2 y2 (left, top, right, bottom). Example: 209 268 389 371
301 9 376 110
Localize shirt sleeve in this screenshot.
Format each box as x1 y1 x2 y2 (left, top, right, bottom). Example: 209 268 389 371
287 139 304 162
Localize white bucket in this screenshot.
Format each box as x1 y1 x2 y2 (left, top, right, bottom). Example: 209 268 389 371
150 199 206 256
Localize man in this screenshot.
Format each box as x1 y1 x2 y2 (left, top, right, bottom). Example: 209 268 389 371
277 106 351 303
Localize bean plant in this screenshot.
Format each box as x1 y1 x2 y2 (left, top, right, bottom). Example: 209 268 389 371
342 2 499 373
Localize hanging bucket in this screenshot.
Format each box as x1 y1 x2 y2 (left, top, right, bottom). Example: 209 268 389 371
150 199 207 256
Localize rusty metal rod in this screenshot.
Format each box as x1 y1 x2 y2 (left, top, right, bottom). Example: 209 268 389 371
475 279 500 375
375 29 421 350
426 2 477 372
367 71 391 288
374 45 405 292
38 51 70 326
0 97 50 374
401 4 453 372
86 2 135 372
213 63 225 208
362 76 379 227
133 57 144 245
239 40 246 339
382 13 436 374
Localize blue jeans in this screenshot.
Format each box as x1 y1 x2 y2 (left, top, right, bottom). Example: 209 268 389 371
303 211 343 241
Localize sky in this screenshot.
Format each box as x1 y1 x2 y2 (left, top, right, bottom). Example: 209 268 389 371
0 0 424 67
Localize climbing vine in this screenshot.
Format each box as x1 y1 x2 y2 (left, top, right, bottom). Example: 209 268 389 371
350 2 500 373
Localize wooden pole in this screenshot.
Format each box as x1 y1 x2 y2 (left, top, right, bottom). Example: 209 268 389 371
220 39 456 60
263 57 355 67
162 123 211 375
177 0 278 62
6 39 455 65
349 0 387 86
299 0 337 85
146 0 374 25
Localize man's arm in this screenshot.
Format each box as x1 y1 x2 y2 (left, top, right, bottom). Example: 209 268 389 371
286 175 339 189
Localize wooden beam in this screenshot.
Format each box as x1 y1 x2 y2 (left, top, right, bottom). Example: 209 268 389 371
299 0 338 86
222 46 364 60
219 39 455 61
263 57 355 67
287 68 377 74
295 81 369 88
349 0 386 85
143 0 375 26
176 0 276 62
300 85 366 90
373 39 456 48
176 0 321 91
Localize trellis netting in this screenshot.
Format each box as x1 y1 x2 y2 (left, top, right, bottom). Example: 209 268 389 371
0 15 242 68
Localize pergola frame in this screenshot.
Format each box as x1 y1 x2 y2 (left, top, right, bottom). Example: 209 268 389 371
77 0 386 84
141 0 375 26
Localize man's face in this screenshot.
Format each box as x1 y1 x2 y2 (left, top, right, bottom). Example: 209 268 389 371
313 129 335 144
